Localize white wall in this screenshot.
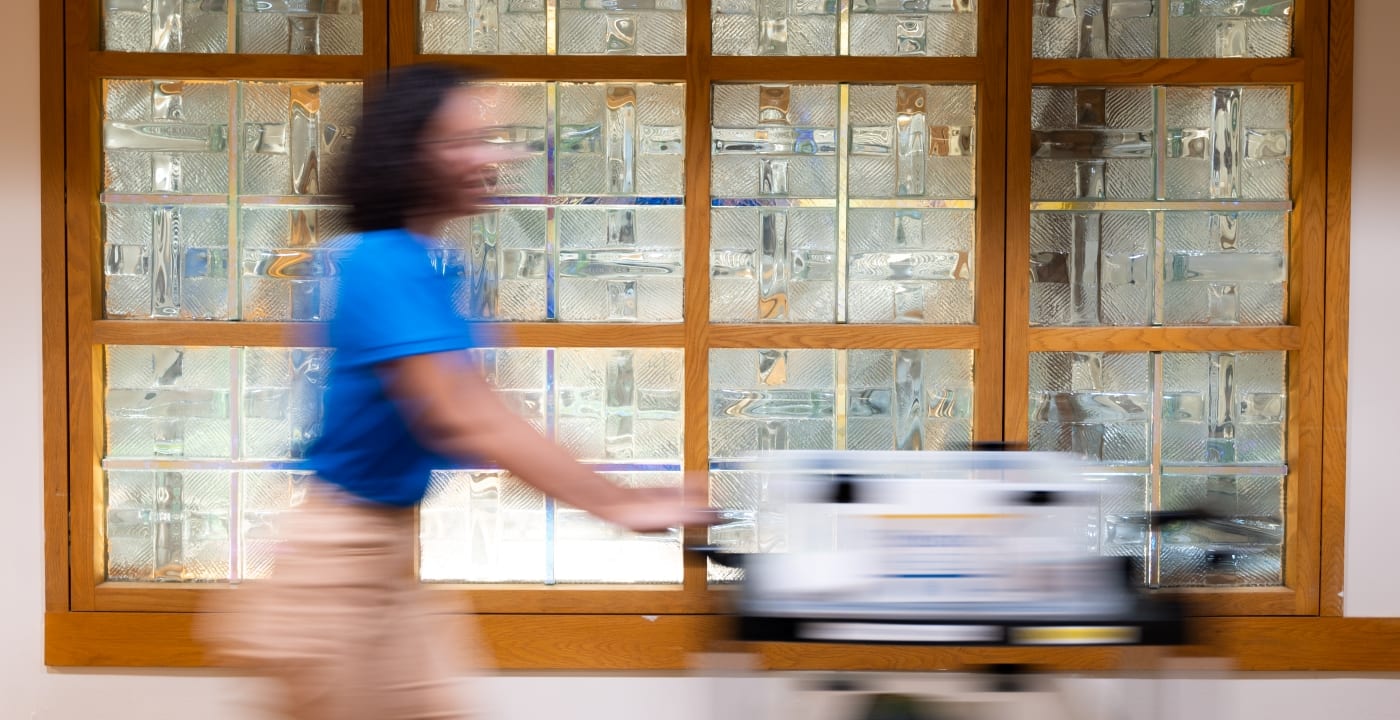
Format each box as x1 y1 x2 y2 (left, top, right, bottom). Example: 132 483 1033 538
1342 0 1400 618
5 2 1400 718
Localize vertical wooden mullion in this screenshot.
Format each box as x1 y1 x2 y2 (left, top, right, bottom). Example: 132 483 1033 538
67 0 102 612
1003 0 1032 444
43 0 71 614
365 0 393 75
1321 0 1354 618
389 0 419 68
973 0 1008 443
682 0 714 605
1285 0 1329 616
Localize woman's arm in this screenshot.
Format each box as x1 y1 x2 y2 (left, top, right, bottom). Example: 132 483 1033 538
380 351 704 533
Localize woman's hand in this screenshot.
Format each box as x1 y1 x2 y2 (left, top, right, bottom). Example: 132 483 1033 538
599 481 720 534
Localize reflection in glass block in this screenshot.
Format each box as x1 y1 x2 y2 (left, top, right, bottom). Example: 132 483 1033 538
240 82 362 197
710 349 837 459
1032 0 1158 58
847 209 974 324
712 0 838 55
468 348 549 435
104 80 231 195
711 207 837 322
556 83 685 196
474 83 549 196
706 469 788 582
850 0 976 57
558 208 684 322
242 348 332 460
106 346 233 459
239 1 363 55
240 471 310 581
440 209 549 321
241 207 354 322
106 470 232 582
1028 352 1152 464
1165 86 1291 200
419 470 548 582
105 0 229 52
104 204 231 320
848 84 976 200
1169 1 1293 58
712 84 839 199
1162 352 1285 465
846 350 973 450
1159 474 1284 587
559 0 686 55
1161 475 1283 587
1031 86 1155 201
1030 212 1152 326
1095 473 1150 561
420 0 548 54
556 349 683 462
555 472 683 583
1164 212 1287 325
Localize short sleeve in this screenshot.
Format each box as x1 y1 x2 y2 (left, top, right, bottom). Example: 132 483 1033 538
331 232 479 368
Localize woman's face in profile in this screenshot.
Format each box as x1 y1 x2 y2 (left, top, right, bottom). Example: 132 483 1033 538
418 85 514 220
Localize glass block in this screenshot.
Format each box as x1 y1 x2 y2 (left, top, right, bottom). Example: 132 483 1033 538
1163 211 1287 325
440 209 549 321
1159 474 1284 587
106 346 233 459
240 206 353 322
711 207 837 322
106 470 232 582
1030 211 1153 326
1031 86 1155 201
712 0 839 56
469 348 549 435
847 209 973 324
845 350 973 450
1164 86 1291 200
241 348 331 460
706 468 793 582
239 82 362 197
1028 352 1152 464
104 203 231 320
238 1 363 55
1094 473 1150 557
712 84 839 199
239 470 310 581
554 472 683 583
104 80 231 195
1032 0 1158 58
420 0 548 54
1169 1 1293 58
556 83 685 197
1162 352 1285 465
473 83 549 196
848 85 976 200
710 349 837 459
559 0 686 55
557 207 684 322
849 0 977 57
555 348 684 462
419 470 548 582
104 0 229 52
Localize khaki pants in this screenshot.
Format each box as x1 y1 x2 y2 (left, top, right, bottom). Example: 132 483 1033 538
201 482 477 720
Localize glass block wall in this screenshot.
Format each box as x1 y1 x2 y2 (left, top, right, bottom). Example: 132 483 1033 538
91 1 1302 593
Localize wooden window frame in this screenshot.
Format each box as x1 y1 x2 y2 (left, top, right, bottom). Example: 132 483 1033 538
43 0 1376 669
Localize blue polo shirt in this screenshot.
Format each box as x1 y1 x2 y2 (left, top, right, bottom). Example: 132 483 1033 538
305 229 482 507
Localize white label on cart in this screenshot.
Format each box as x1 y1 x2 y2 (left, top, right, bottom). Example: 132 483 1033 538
866 514 1021 604
801 622 1002 644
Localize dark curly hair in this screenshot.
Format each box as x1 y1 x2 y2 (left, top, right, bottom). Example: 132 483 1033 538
339 64 488 233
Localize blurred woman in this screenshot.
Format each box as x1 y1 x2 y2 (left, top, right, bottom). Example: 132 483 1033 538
201 64 711 720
